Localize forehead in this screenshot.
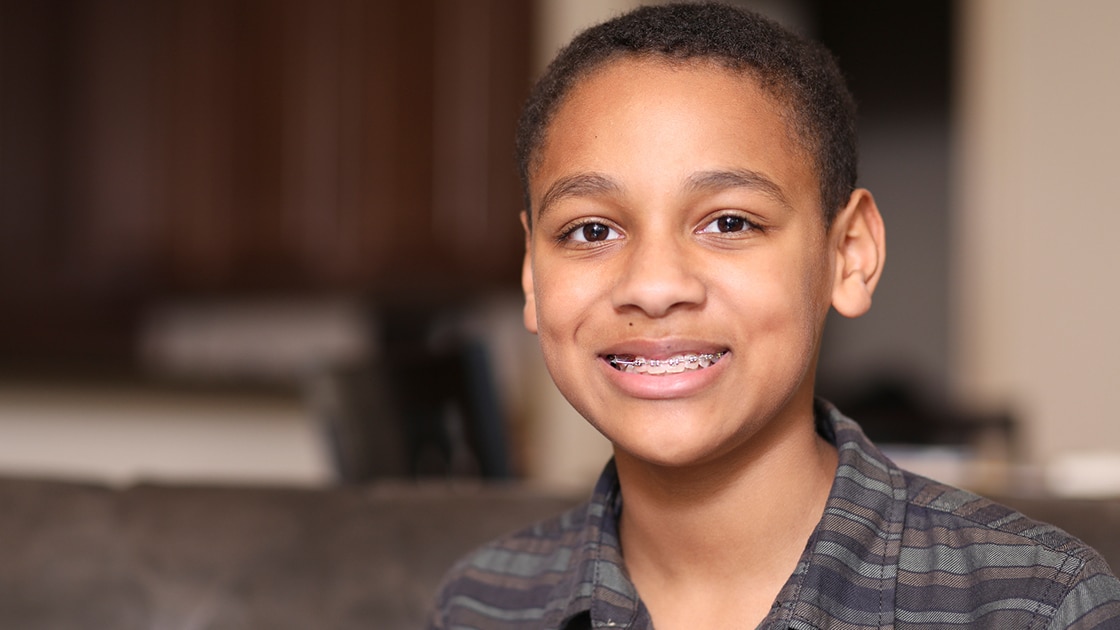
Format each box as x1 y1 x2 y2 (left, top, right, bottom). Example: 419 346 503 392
530 57 818 214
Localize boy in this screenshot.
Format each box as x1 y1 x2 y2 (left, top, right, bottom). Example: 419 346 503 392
430 4 1120 628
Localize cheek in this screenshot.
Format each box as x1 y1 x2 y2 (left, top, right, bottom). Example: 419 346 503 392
531 281 583 376
739 256 827 343
532 262 611 391
533 262 600 333
532 290 590 402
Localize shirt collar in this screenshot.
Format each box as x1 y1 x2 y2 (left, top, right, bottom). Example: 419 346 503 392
547 459 647 628
772 399 906 629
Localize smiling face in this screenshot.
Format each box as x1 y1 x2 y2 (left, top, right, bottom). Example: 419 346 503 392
522 57 875 469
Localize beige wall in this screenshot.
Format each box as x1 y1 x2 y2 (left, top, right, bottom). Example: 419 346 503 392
954 0 1120 484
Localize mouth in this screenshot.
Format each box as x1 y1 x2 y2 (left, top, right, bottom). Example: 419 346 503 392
606 351 726 375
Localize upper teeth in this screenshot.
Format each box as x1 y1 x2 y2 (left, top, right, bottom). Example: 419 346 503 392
607 352 724 374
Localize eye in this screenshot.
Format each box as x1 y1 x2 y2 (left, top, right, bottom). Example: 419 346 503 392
565 221 621 243
699 214 757 234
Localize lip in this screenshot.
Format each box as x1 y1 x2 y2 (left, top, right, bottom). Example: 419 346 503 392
598 338 728 360
597 338 731 400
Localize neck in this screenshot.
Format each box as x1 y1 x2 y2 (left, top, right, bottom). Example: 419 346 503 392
614 407 837 590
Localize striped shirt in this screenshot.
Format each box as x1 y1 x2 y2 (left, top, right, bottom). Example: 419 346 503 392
430 400 1120 629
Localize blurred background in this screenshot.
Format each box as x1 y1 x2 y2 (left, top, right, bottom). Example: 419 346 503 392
1 0 1118 498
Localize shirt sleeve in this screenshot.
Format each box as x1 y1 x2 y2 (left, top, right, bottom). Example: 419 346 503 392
1047 554 1120 629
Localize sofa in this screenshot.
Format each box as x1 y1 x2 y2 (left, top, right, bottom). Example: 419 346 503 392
0 476 576 629
1 475 1116 629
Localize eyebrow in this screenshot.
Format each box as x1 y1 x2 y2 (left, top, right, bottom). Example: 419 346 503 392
536 172 621 221
534 167 790 221
684 168 791 209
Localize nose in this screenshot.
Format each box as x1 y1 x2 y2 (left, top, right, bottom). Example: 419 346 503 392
610 235 706 318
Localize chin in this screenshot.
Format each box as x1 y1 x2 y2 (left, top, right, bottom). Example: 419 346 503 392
615 438 737 471
595 414 747 470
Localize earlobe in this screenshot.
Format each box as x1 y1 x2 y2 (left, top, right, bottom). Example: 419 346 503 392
520 211 538 334
831 189 886 318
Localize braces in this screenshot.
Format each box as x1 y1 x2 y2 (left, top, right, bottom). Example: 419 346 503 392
607 352 724 369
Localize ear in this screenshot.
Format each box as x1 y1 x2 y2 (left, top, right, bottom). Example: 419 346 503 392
830 189 885 318
520 211 538 334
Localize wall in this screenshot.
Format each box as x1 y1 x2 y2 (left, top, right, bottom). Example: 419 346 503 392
954 0 1120 493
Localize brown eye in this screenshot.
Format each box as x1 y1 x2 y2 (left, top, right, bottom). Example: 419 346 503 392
700 215 756 235
717 216 746 233
582 223 610 241
564 221 620 244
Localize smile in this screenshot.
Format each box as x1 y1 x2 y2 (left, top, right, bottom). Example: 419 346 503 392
606 351 725 375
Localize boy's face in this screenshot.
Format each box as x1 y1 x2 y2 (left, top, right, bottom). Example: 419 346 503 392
522 57 872 468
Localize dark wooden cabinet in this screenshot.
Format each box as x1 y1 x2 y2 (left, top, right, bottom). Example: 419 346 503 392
0 0 532 358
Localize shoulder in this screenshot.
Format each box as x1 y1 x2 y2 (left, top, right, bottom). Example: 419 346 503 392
903 471 1100 558
898 471 1120 628
428 500 592 629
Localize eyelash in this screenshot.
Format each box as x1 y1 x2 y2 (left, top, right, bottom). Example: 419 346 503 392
698 213 764 235
556 219 621 244
555 212 763 245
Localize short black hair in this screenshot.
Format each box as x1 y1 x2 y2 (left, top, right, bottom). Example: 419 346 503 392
517 2 857 225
